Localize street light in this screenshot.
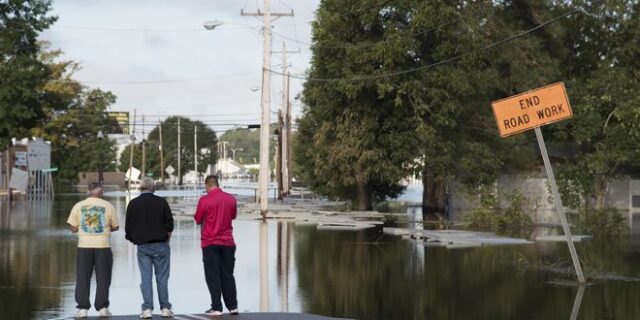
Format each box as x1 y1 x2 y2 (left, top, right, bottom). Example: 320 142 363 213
203 20 224 30
97 130 105 186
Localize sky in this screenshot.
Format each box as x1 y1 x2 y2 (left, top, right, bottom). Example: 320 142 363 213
39 0 320 138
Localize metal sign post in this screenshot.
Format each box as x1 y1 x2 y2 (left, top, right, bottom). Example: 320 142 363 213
492 82 585 283
535 127 585 283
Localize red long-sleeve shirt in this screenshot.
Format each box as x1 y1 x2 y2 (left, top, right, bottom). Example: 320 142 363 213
194 188 237 248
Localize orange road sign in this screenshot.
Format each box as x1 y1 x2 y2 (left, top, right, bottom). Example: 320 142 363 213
491 82 573 137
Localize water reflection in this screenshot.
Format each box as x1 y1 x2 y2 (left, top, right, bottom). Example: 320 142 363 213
260 220 269 311
1 196 640 319
277 221 292 313
570 285 585 320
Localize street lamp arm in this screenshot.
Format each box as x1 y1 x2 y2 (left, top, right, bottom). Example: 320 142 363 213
203 20 223 30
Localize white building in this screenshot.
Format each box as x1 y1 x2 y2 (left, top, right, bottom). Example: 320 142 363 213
108 134 132 166
214 159 247 178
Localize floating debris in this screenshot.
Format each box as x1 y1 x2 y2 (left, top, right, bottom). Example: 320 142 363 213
383 228 533 249
535 235 593 242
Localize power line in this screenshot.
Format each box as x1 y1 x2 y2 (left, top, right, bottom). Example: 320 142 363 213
52 21 307 33
55 0 104 15
46 70 259 85
266 6 585 82
36 1 244 46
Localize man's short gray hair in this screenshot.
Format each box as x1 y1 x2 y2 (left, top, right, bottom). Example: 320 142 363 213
139 177 155 192
87 181 102 195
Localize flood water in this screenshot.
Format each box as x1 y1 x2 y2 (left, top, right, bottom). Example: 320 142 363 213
1 192 640 320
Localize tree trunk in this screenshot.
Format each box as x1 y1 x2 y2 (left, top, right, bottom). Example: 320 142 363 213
594 175 606 209
356 180 372 211
422 170 446 221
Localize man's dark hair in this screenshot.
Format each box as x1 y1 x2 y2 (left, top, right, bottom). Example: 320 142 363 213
205 175 219 188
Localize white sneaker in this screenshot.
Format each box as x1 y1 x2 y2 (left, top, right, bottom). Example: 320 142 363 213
229 308 239 315
204 309 223 316
98 308 112 318
75 309 88 318
140 309 153 319
161 308 175 318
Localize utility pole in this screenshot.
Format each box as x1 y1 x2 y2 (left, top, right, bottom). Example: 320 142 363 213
231 148 243 161
286 72 292 193
242 0 294 217
194 125 198 184
159 123 165 184
128 109 136 190
276 110 283 200
218 141 229 160
177 117 182 185
273 42 297 196
141 114 146 178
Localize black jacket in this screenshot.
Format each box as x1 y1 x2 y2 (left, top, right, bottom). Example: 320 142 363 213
125 192 174 245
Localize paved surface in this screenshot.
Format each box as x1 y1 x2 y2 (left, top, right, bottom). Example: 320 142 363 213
59 313 351 320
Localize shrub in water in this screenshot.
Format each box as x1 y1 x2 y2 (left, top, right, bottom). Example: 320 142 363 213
464 188 533 237
574 207 628 238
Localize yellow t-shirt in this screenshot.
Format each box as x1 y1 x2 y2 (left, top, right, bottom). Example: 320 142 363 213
67 197 119 248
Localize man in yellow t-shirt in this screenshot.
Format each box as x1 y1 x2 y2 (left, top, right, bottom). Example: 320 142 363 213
67 182 119 318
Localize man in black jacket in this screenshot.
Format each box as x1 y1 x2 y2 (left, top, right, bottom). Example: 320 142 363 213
125 177 175 318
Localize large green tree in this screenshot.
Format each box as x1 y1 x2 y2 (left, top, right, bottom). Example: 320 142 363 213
296 0 546 213
296 0 421 210
39 86 120 181
550 1 640 210
297 0 640 218
0 0 57 148
406 0 566 219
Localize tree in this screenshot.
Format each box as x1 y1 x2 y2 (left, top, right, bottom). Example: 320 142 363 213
39 88 120 181
298 0 640 217
145 116 218 184
0 0 57 148
18 43 121 182
296 0 552 213
118 141 161 178
219 127 276 164
296 0 421 210
550 1 640 210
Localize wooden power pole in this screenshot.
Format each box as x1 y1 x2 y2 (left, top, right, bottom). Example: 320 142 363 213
159 123 165 184
128 109 136 190
242 0 294 216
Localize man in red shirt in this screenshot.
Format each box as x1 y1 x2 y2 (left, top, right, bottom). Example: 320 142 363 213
194 175 239 316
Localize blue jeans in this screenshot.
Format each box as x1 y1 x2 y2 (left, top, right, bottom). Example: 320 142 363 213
137 241 172 311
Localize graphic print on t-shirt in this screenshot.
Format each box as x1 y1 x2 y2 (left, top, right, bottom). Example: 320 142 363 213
80 205 106 234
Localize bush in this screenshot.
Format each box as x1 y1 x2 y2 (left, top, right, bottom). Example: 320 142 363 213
373 201 408 213
499 191 534 236
464 188 533 237
573 207 628 238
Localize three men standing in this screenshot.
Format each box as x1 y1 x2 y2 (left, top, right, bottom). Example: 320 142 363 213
68 175 239 317
67 182 119 318
125 177 175 318
195 175 239 316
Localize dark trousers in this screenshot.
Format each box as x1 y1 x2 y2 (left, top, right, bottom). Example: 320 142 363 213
75 248 113 311
203 245 238 311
